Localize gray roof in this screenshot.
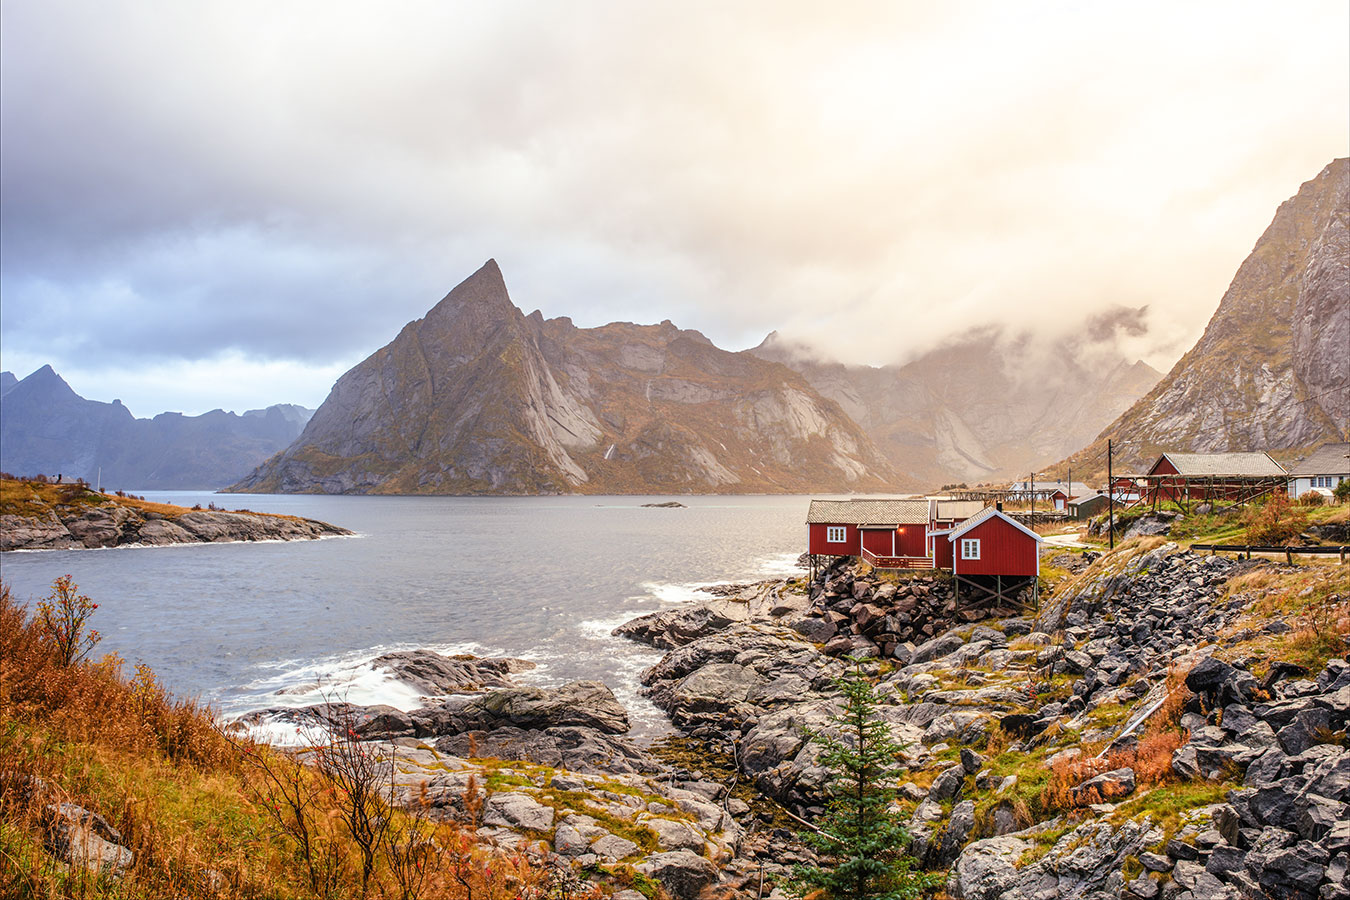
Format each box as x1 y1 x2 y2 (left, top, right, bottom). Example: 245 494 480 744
934 499 987 520
1289 442 1350 476
806 498 930 526
1156 452 1287 478
948 507 1042 542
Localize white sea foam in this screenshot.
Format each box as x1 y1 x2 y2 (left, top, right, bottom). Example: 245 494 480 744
635 580 719 605
753 550 807 577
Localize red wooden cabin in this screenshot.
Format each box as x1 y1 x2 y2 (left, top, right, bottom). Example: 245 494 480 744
806 499 932 568
931 507 1041 576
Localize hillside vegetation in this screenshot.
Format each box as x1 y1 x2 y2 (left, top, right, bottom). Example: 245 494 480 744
0 579 563 900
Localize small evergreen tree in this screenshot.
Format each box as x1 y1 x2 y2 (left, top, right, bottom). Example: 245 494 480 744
789 659 936 900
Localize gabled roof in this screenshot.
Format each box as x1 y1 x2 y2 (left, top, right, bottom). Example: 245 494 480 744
934 499 987 520
1289 442 1350 476
947 507 1043 543
806 498 930 526
1152 452 1287 478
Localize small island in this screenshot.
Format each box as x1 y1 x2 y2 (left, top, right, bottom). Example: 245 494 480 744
0 477 353 551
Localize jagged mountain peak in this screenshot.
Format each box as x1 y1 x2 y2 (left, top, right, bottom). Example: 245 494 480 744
422 258 519 332
13 364 82 403
231 261 898 495
1056 157 1349 480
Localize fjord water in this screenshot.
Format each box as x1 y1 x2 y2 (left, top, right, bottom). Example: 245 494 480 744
0 494 811 738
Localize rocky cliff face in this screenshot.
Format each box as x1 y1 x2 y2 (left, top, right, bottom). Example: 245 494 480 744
0 366 313 489
231 260 897 495
752 332 1161 488
1063 158 1350 477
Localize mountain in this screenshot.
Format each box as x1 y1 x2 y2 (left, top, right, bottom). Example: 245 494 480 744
0 366 314 489
1057 157 1350 480
0 371 17 396
751 331 1161 488
229 260 897 495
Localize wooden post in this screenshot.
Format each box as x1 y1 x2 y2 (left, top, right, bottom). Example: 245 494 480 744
1286 548 1293 566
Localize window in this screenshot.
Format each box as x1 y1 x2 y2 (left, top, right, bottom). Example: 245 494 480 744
960 538 980 560
826 526 846 543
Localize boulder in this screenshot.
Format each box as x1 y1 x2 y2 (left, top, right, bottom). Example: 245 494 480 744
454 681 630 734
481 791 554 832
910 633 964 665
1070 768 1135 805
372 650 527 694
612 606 737 649
636 849 720 900
42 802 134 876
947 835 1031 900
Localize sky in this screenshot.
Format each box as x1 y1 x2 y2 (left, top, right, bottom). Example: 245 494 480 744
2 1 1346 417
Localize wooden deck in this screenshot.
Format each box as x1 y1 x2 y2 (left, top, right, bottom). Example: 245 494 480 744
861 548 935 570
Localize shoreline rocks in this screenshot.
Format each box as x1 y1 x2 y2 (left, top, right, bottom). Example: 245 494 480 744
0 504 352 551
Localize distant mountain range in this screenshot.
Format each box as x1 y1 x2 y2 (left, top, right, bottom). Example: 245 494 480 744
0 366 313 490
751 332 1160 487
229 260 899 494
1057 157 1350 480
18 158 1343 497
230 259 1162 495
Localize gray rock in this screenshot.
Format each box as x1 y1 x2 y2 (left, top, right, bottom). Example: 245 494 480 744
482 792 554 831
947 835 1031 900
448 681 630 734
1070 768 1135 805
929 764 967 802
591 833 640 861
939 800 976 864
643 817 705 852
614 605 738 649
636 849 720 900
432 726 660 774
910 633 964 665
372 650 527 695
42 802 134 876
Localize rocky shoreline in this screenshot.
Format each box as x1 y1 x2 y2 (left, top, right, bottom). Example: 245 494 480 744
0 502 353 551
248 541 1350 900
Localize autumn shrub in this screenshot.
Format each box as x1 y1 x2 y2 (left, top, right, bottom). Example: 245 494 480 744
3 580 553 898
1242 491 1307 545
1299 490 1326 507
34 574 100 666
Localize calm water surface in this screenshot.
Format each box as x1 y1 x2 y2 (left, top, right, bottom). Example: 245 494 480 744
1 494 815 738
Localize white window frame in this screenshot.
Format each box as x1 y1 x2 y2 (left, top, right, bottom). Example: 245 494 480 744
960 538 981 560
826 526 846 543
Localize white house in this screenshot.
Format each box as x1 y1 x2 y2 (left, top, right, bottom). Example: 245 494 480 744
1287 442 1350 498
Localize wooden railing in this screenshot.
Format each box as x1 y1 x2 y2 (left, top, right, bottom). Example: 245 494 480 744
861 548 936 570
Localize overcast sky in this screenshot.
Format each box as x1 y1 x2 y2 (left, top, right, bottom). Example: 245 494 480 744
2 1 1346 417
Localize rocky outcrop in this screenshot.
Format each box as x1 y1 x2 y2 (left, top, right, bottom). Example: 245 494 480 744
369 650 533 694
0 490 352 551
1060 157 1350 479
0 364 312 489
367 742 744 900
229 260 898 495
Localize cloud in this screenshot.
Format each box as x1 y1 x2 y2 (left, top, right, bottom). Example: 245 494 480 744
1 0 1346 413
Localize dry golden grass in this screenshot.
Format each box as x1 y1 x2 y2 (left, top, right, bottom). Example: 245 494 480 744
1 581 560 900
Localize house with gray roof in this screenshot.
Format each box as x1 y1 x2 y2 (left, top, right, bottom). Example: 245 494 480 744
1286 442 1350 499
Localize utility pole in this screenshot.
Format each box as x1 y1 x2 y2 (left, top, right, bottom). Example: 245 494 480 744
1107 440 1114 550
1030 472 1035 519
